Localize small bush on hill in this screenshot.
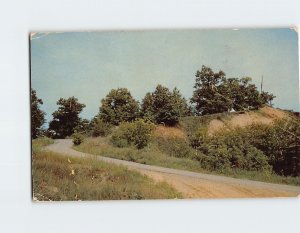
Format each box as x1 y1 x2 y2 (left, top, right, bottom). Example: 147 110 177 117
111 119 155 149
72 132 84 145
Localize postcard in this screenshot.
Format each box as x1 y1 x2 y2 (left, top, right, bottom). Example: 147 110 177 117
30 29 300 201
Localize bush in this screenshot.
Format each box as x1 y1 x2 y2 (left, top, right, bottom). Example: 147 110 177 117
111 119 154 149
91 118 112 137
244 120 300 176
190 126 271 172
156 137 194 159
72 133 84 145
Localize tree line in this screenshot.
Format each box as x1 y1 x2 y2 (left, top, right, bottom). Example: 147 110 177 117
31 65 275 139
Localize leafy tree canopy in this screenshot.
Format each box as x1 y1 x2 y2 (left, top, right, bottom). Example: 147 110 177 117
31 89 45 138
191 65 275 115
48 97 86 138
99 88 140 125
141 84 191 126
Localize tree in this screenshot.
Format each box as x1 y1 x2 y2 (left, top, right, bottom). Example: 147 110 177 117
191 65 276 115
31 89 45 138
172 87 192 117
48 97 86 138
191 65 228 115
260 91 276 106
141 92 155 122
99 88 140 125
141 85 190 126
74 118 90 135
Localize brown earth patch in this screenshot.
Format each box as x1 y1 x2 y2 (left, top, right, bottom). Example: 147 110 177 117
207 119 226 136
207 107 288 136
154 125 186 139
259 106 288 119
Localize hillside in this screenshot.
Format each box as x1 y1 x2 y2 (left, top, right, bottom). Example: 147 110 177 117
74 106 300 187
180 106 291 137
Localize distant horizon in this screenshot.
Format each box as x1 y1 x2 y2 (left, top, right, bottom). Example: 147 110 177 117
30 29 299 125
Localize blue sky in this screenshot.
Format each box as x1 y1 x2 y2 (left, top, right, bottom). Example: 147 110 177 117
31 29 299 124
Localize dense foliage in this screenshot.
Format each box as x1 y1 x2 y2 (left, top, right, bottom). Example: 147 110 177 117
111 119 154 149
190 127 271 172
72 132 84 145
31 89 45 138
243 121 300 176
156 136 194 159
89 116 112 137
48 97 86 138
141 85 191 126
189 120 300 176
191 65 275 115
99 88 140 125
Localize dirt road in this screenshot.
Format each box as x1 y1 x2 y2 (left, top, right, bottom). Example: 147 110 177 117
46 139 300 198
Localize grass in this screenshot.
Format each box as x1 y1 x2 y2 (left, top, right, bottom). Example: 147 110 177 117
75 136 300 186
32 137 54 149
32 137 182 201
75 137 204 171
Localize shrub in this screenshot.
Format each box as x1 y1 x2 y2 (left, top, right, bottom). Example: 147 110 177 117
156 137 194 159
72 133 84 145
244 120 300 176
190 126 271 172
91 118 112 137
111 119 155 149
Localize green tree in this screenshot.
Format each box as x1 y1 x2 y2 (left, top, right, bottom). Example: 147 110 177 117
260 91 276 106
74 118 90 135
99 88 140 125
48 97 86 138
141 92 155 122
141 85 190 126
191 65 228 115
172 87 192 117
191 66 276 114
31 89 45 138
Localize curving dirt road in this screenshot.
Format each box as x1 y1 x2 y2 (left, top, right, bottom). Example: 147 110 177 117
46 139 300 199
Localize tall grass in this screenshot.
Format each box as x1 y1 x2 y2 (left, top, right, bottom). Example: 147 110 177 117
75 137 204 171
32 137 54 149
32 138 182 201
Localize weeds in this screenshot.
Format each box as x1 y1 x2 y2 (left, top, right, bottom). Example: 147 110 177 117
32 138 182 200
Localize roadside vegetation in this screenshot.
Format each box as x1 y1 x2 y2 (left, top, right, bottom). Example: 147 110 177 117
32 65 300 190
32 138 182 201
75 122 300 186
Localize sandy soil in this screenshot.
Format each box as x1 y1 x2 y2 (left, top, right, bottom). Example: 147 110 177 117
207 106 289 136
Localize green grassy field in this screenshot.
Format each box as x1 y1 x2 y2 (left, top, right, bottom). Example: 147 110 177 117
32 138 182 201
75 136 300 186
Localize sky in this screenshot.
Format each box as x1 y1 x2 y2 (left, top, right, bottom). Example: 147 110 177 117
30 29 299 125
